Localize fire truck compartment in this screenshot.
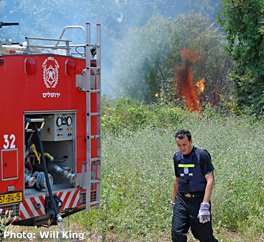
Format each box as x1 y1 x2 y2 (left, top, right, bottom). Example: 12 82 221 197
24 111 76 196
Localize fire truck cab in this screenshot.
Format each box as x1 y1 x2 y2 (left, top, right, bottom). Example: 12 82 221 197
0 22 101 226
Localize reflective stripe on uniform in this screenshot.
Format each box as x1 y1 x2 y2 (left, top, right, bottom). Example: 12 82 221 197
178 164 195 168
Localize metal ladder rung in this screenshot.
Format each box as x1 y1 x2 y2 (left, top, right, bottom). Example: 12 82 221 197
90 201 100 206
90 67 100 71
89 44 100 48
91 179 101 184
90 112 100 116
91 157 101 162
90 89 100 93
90 135 100 139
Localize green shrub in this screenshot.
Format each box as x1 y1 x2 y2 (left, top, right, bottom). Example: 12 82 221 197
101 96 192 134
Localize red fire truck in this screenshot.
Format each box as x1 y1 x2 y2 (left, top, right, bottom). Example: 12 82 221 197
0 22 101 226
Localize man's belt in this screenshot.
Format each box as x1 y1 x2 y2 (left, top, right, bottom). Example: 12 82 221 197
180 192 204 198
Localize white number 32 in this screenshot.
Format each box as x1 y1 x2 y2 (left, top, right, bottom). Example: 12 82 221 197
3 134 16 149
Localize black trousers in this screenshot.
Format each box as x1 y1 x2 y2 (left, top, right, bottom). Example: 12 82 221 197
171 193 218 242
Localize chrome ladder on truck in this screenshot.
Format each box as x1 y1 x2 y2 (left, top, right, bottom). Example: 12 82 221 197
84 23 102 211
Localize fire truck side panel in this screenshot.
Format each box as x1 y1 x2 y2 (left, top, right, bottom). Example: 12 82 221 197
0 56 24 193
0 54 99 222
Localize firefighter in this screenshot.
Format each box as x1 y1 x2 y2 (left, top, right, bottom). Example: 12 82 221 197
171 129 218 242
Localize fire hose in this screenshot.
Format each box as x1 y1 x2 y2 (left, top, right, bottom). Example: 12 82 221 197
33 122 63 223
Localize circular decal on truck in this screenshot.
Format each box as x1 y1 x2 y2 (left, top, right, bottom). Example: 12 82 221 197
42 57 59 88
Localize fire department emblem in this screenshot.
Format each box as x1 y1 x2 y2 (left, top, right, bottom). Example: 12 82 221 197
42 57 59 88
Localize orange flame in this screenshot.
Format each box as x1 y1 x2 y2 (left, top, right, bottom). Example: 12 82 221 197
196 78 205 95
155 93 159 98
174 48 202 113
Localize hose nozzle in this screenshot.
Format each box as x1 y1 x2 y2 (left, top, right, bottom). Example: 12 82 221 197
24 168 36 187
57 214 63 223
51 164 76 184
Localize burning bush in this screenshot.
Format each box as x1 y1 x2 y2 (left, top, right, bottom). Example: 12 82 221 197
174 48 203 113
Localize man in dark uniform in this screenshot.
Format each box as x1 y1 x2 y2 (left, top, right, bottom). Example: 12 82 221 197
171 130 218 242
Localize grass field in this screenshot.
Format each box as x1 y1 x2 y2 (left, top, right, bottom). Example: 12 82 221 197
71 104 264 242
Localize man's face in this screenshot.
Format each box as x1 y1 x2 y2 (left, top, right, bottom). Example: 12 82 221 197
176 136 193 155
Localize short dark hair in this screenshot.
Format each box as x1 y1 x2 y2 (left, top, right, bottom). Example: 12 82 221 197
175 129 192 141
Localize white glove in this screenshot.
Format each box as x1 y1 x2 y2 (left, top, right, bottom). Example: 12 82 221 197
197 203 210 223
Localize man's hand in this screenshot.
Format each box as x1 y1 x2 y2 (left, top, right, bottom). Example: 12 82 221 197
197 203 210 223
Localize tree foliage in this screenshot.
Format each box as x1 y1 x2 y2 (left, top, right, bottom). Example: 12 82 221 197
217 0 264 114
114 13 233 106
